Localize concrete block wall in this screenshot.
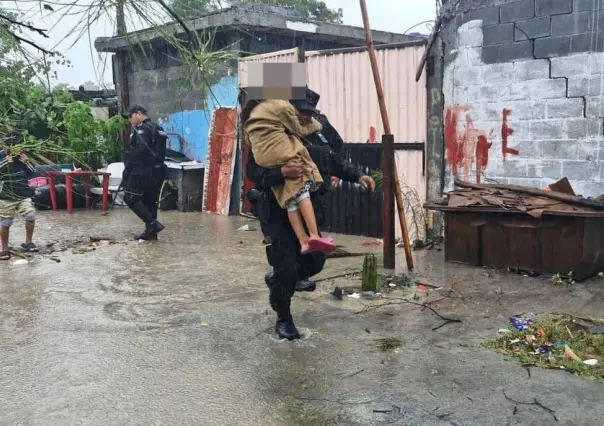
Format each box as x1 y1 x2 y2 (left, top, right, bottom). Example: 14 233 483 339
440 0 604 197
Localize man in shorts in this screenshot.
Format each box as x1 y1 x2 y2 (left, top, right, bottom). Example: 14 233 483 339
0 149 38 260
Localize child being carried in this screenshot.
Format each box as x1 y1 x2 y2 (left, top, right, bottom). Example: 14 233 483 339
244 99 335 254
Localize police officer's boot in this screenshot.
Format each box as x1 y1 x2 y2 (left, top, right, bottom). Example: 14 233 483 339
135 220 165 241
266 273 300 341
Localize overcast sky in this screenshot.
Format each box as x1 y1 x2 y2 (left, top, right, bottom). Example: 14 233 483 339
2 0 437 87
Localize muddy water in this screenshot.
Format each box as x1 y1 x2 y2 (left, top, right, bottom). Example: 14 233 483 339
2 209 604 425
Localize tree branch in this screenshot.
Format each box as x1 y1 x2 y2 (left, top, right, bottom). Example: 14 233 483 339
0 13 49 38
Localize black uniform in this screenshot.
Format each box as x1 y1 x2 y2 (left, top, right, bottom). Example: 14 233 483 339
123 117 167 239
245 95 365 340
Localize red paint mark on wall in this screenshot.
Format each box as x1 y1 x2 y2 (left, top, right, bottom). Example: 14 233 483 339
475 134 492 184
367 126 377 143
501 108 518 159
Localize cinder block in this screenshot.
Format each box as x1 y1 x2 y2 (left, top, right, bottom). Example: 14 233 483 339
453 66 483 86
550 53 592 77
566 118 604 139
522 78 568 99
562 160 600 180
530 119 566 139
586 96 604 117
573 0 603 12
515 17 551 41
482 59 549 81
501 0 536 24
484 24 515 46
542 139 578 159
458 25 484 48
569 181 604 197
499 41 535 62
535 160 564 179
463 7 501 25
567 75 603 97
546 98 585 118
506 177 546 187
551 11 592 36
536 0 572 15
570 33 604 55
577 140 599 161
535 35 572 58
511 139 544 158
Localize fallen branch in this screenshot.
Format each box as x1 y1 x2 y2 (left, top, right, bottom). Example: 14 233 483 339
355 297 462 330
314 270 361 283
502 391 559 422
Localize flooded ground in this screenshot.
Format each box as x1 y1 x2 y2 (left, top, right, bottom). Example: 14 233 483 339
1 208 604 425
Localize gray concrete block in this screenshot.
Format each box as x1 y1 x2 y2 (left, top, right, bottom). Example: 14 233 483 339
535 160 563 179
484 24 515 46
530 119 566 139
482 45 501 63
566 118 604 139
512 139 544 157
536 0 572 15
577 140 600 160
458 24 484 48
534 35 572 58
546 98 585 118
489 158 530 177
573 0 603 12
567 75 603 97
501 0 536 24
499 40 535 62
463 6 501 25
543 139 578 158
562 160 600 180
453 66 484 86
515 17 551 41
550 53 592 77
586 96 604 117
570 180 604 197
570 32 604 54
506 177 546 187
551 11 592 36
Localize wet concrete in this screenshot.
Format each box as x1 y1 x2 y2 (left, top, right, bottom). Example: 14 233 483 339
1 209 604 425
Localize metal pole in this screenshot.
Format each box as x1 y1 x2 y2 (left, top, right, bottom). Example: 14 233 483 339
116 0 130 156
359 0 414 270
382 134 395 270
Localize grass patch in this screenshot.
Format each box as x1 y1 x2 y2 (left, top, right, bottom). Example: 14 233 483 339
375 337 402 352
484 315 604 383
286 404 335 425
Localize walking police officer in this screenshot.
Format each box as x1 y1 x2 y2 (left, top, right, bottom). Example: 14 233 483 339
243 88 375 340
122 105 167 240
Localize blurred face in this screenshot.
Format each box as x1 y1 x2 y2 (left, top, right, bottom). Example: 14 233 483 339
128 112 145 126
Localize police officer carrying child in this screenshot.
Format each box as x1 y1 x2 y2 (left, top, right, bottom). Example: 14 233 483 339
122 105 168 241
243 88 375 340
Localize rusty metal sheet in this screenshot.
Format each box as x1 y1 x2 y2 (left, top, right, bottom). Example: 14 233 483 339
203 107 238 215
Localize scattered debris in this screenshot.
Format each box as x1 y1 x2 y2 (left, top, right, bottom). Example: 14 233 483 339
485 315 604 383
12 258 28 265
552 271 575 286
237 224 256 231
89 236 115 243
328 287 343 301
590 327 604 335
388 282 397 288
373 405 401 415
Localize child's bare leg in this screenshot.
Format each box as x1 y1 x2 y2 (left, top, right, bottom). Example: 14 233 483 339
298 196 319 238
287 207 310 249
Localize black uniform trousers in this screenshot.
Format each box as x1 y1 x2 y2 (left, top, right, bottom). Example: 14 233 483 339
261 190 327 318
124 164 164 225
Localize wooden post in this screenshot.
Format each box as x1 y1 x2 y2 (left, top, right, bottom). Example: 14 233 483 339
116 0 130 156
359 0 414 270
382 134 395 270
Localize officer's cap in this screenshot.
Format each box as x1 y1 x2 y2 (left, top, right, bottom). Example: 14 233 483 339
291 87 320 114
121 105 147 118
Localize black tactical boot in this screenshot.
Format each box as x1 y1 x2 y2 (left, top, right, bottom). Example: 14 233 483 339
134 220 164 241
276 318 300 341
295 278 316 292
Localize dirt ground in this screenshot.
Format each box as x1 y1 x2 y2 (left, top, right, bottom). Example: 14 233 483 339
1 208 603 425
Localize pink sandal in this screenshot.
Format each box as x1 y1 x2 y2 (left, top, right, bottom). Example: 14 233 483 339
307 236 336 254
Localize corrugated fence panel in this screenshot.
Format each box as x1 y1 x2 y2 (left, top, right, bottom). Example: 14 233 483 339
238 48 299 87
305 45 427 144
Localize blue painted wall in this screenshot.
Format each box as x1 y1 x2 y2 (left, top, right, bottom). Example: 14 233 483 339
160 75 239 162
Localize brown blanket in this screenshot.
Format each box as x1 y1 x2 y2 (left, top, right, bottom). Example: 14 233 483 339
244 99 323 208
